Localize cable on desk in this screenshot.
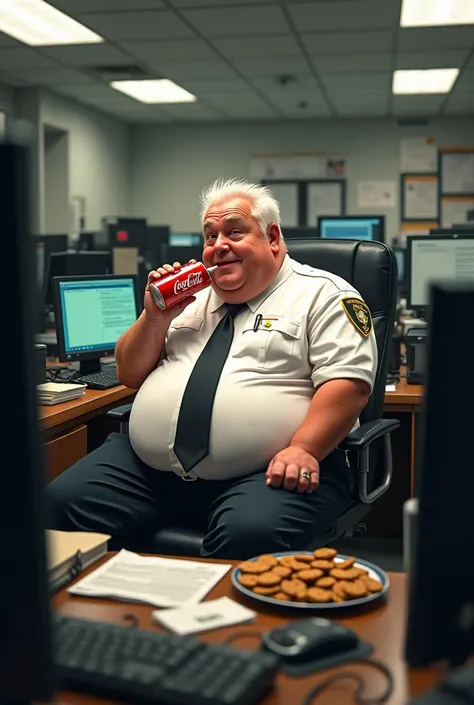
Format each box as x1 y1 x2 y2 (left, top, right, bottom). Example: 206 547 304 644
300 658 394 705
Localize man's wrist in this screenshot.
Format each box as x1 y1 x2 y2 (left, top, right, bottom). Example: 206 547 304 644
289 440 322 462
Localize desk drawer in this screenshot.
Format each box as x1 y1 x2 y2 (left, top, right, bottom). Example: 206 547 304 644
44 424 87 482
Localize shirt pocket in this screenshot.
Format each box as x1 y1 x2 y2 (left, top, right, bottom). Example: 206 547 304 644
166 316 203 359
240 317 301 372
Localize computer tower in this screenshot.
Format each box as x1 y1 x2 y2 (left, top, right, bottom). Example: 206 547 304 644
406 327 428 385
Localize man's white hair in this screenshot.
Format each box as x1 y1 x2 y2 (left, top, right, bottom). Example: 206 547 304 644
200 178 282 239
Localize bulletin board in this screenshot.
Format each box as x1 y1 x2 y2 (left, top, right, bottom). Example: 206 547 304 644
439 147 474 228
401 174 439 221
263 179 346 227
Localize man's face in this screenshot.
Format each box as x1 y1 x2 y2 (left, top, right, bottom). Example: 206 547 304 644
202 197 283 303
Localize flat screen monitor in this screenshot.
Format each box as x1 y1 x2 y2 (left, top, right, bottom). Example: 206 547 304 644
1 141 53 702
169 233 202 246
53 274 139 375
392 247 405 285
430 227 474 235
407 234 474 309
405 283 474 667
318 216 385 242
282 227 319 239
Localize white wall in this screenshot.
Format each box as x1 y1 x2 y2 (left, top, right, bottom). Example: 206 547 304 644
39 90 130 233
129 118 474 239
44 128 69 234
0 82 15 119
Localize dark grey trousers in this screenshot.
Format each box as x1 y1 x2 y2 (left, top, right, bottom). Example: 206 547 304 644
47 433 354 559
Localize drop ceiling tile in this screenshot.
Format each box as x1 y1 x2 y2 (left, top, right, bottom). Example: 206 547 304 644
392 95 445 116
181 5 289 36
451 69 474 96
302 30 393 55
395 49 469 70
179 78 251 94
250 74 316 93
52 83 122 100
76 10 194 40
0 32 21 47
171 0 275 5
337 104 388 117
0 72 30 86
199 91 261 108
288 0 398 32
466 55 474 71
120 38 216 62
41 43 132 66
443 95 474 115
265 90 331 118
331 91 389 111
10 68 95 85
217 99 278 119
0 48 58 69
312 53 392 72
232 56 309 77
159 102 222 120
211 35 302 58
398 27 474 51
151 60 238 80
49 0 165 11
322 72 391 91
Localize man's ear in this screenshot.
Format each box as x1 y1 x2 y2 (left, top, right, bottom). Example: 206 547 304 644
268 223 281 252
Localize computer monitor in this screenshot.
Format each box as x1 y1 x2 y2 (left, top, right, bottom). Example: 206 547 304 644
318 216 385 242
45 250 112 306
1 141 53 701
282 226 319 239
430 227 474 235
35 233 69 287
53 274 139 375
161 244 203 266
407 234 474 310
169 232 202 246
405 283 474 667
392 247 405 287
102 216 148 251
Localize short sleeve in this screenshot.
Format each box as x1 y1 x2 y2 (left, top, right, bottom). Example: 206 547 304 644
308 289 378 392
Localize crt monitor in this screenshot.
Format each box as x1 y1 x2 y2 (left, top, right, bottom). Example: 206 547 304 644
318 216 385 242
405 283 474 668
53 274 140 375
407 234 474 309
1 142 53 701
102 216 148 251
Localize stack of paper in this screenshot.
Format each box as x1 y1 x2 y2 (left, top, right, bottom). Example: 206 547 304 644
37 382 86 405
48 530 110 586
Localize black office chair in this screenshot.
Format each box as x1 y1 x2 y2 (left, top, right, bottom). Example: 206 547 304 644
107 238 400 556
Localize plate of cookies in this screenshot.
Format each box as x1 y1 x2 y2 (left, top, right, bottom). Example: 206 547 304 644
232 548 388 609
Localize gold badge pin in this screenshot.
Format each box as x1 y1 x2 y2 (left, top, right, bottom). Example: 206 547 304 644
264 320 272 329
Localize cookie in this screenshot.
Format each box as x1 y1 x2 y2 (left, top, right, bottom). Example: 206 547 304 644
332 581 350 598
344 580 369 599
337 557 356 570
313 548 337 560
259 554 278 568
295 589 309 602
280 579 307 598
289 558 310 571
293 554 313 563
239 574 259 588
330 568 360 581
294 568 324 583
361 578 383 593
352 567 369 578
253 585 280 596
316 576 336 589
273 591 292 601
239 560 268 574
257 571 282 587
280 555 297 568
307 587 332 603
331 592 345 603
273 565 292 578
311 560 336 571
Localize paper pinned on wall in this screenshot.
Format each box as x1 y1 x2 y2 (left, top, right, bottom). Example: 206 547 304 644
440 151 474 194
357 180 397 208
403 175 438 220
249 153 346 181
268 182 298 227
306 182 343 224
441 196 474 228
400 137 437 173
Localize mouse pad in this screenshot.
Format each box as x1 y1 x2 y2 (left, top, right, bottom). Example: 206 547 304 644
277 639 374 676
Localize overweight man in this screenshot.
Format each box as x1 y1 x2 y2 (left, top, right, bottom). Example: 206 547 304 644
48 178 377 559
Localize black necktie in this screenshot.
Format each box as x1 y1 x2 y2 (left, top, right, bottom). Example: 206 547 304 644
173 303 246 475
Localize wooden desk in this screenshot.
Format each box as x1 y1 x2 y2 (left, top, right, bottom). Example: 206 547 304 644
53 559 442 705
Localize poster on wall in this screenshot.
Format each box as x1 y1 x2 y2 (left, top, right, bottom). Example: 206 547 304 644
250 153 346 181
306 182 343 224
441 196 474 227
357 180 397 208
268 183 298 227
400 137 437 173
440 151 474 194
402 175 438 220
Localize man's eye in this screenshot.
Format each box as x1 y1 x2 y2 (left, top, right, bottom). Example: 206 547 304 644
205 233 216 241
230 229 241 235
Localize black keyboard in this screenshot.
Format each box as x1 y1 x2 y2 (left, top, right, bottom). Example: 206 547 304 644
54 615 279 705
75 369 121 390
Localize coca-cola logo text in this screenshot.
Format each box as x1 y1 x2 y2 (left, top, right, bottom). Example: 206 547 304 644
174 271 203 294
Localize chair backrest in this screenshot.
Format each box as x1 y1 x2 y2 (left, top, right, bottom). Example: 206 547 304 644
286 238 397 424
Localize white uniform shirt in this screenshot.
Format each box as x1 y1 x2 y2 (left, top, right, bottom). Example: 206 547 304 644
129 256 377 480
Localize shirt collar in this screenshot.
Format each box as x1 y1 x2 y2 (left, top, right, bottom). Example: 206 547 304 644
209 255 293 314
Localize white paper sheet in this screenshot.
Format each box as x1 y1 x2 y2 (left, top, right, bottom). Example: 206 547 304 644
441 152 474 194
400 137 437 173
385 384 396 392
307 182 342 224
268 182 298 227
357 180 396 208
403 178 438 219
153 597 256 635
441 198 474 228
68 550 231 608
250 154 326 180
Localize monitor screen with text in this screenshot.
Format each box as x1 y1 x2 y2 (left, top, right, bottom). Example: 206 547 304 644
57 277 138 354
318 216 384 241
408 236 474 308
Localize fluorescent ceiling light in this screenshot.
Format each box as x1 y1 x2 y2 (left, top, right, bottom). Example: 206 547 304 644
400 0 474 27
392 68 460 94
111 79 196 104
0 0 103 46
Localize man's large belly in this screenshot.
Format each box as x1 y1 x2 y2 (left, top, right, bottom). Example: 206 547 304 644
129 366 314 480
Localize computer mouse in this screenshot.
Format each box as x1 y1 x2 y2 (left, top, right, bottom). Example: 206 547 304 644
261 617 359 664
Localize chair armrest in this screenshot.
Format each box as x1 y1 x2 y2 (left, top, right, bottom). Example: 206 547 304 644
340 418 400 451
106 404 132 423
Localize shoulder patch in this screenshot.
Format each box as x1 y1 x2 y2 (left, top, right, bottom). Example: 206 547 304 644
341 298 372 337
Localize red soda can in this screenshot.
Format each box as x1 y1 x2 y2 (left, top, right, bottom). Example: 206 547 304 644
150 261 217 310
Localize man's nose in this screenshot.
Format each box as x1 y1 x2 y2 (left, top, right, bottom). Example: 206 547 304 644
214 233 230 251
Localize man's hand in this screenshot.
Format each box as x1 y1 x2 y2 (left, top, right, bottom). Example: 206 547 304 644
144 259 197 326
266 446 319 494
